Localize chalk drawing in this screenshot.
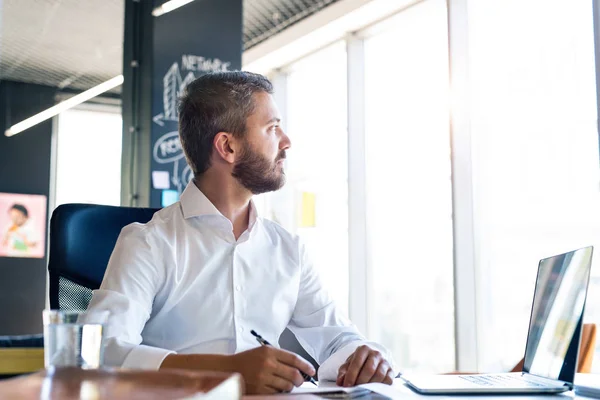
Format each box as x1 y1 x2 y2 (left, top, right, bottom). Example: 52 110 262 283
152 55 231 193
153 55 231 127
153 131 183 164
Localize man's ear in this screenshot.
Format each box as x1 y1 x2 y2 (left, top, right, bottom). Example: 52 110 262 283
213 132 236 164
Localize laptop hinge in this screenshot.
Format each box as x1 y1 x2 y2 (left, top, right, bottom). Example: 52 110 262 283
522 372 573 390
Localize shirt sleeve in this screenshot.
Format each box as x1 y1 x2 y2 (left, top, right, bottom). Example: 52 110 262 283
85 223 174 369
287 240 397 381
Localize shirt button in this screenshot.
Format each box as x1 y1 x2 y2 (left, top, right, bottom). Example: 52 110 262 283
235 285 241 291
238 326 244 333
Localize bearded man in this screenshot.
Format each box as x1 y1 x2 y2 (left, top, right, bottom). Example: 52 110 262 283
86 72 396 394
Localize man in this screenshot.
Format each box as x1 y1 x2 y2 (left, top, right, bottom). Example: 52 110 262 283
2 204 37 253
86 71 396 394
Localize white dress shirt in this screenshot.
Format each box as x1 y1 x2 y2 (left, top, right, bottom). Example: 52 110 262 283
86 182 395 381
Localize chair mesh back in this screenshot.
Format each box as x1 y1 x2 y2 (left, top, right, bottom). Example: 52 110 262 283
58 276 93 311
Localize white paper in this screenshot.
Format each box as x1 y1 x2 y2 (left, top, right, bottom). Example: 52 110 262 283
291 381 371 395
362 382 419 398
152 170 171 189
291 380 415 399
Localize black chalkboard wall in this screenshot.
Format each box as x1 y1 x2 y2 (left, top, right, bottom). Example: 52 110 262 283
0 81 54 335
150 0 243 207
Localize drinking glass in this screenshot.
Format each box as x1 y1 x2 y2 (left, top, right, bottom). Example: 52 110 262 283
42 310 109 368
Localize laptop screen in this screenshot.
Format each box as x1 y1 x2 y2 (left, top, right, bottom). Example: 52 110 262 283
522 246 593 383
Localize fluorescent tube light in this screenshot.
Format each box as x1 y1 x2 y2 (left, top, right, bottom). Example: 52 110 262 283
4 75 124 137
152 0 195 17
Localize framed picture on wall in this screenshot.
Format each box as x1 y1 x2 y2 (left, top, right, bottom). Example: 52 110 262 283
0 193 47 259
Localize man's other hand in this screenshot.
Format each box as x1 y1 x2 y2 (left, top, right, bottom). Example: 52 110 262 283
336 345 394 387
230 346 316 394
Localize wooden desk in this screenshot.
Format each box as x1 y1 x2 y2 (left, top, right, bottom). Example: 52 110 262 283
0 368 321 399
3 370 595 400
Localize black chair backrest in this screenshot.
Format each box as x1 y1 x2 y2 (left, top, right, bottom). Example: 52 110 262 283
48 204 159 311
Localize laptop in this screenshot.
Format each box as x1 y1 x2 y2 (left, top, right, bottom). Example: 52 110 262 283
402 246 594 394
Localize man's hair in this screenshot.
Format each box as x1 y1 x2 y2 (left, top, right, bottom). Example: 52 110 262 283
178 71 274 176
10 204 28 217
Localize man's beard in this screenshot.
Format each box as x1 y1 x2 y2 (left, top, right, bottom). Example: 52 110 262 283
232 142 286 195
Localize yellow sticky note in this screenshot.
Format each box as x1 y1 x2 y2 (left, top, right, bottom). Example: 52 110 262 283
299 192 316 228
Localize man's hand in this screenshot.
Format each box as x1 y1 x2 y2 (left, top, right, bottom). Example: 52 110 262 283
230 346 316 394
336 345 394 387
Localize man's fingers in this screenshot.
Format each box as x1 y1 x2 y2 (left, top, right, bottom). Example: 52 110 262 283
249 384 278 395
273 363 305 387
336 362 349 386
383 369 395 385
265 374 296 393
342 346 370 387
275 349 316 377
370 360 390 383
355 354 381 385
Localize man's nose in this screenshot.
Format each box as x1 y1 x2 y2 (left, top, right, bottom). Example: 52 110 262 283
279 129 291 150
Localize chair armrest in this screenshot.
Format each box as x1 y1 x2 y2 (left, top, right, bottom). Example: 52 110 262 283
0 348 44 375
0 335 44 376
0 334 44 348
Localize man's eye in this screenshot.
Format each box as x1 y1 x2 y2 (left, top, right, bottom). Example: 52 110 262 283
271 125 279 131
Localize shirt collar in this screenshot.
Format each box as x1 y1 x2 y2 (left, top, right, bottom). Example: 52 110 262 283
180 181 259 229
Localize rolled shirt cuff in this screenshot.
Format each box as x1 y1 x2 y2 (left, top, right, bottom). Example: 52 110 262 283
121 344 176 370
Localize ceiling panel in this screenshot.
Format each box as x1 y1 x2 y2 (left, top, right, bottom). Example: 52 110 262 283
0 0 340 92
0 0 124 91
244 0 339 49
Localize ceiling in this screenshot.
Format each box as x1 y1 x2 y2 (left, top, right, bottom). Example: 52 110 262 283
0 0 339 92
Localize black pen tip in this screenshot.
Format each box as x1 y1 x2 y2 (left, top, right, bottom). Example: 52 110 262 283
250 329 258 337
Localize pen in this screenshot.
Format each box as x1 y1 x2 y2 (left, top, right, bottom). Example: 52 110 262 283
250 329 318 386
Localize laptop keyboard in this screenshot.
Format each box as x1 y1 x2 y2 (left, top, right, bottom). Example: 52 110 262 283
459 374 545 388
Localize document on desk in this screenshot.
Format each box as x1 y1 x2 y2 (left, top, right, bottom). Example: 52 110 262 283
291 381 410 399
575 374 600 399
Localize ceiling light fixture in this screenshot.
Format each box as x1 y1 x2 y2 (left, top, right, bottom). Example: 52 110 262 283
152 0 195 17
4 75 124 137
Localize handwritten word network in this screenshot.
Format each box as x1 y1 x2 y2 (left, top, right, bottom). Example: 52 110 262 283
181 55 231 73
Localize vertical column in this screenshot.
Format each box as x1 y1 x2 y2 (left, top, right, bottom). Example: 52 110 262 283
447 0 479 372
121 0 154 207
346 33 369 336
593 0 600 161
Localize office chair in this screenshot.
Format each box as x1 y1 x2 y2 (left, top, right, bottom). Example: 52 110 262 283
48 203 159 310
47 203 319 370
576 323 597 373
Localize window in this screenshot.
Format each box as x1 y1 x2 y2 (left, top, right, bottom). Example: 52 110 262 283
264 42 350 314
363 0 455 372
466 0 600 371
55 107 123 207
250 0 600 373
